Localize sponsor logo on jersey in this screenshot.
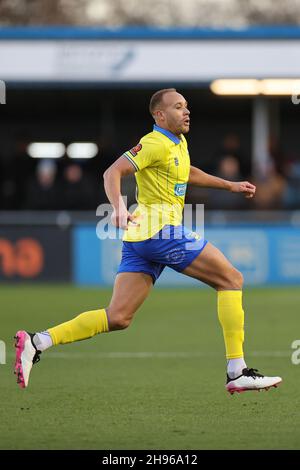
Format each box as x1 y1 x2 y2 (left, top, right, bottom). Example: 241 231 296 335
174 183 187 196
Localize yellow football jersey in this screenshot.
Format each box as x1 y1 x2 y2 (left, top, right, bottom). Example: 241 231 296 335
122 125 190 242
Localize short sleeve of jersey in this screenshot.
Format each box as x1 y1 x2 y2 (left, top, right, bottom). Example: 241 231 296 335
122 134 165 172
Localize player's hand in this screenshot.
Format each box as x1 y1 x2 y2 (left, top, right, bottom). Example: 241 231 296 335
111 208 140 230
230 181 256 199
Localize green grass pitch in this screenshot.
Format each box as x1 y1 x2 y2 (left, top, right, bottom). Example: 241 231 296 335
1 284 299 450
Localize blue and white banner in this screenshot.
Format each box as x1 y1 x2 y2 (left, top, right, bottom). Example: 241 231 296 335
73 224 300 286
1 35 300 82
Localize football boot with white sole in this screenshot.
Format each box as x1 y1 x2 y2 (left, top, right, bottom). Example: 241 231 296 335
14 331 41 389
226 368 282 395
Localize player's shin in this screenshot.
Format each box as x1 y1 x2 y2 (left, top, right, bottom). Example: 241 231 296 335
47 308 109 346
217 290 247 377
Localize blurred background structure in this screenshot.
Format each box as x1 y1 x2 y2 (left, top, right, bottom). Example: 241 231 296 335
2 0 300 27
1 0 300 286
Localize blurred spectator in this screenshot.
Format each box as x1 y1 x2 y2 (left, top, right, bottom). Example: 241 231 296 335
208 156 246 210
61 162 95 210
0 158 5 209
253 167 286 210
282 158 300 209
85 136 119 204
268 134 285 176
213 133 250 178
2 138 36 209
24 159 61 210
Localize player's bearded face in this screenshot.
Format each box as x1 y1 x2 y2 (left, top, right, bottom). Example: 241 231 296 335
162 93 190 135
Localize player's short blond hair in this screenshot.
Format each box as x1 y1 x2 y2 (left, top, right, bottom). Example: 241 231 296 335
149 88 177 117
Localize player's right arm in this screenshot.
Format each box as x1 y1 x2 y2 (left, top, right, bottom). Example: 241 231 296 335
103 156 138 230
104 136 163 229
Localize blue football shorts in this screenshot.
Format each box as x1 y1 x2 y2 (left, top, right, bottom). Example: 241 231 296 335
117 224 208 283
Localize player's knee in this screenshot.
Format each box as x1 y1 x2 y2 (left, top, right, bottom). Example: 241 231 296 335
230 269 244 290
218 267 243 290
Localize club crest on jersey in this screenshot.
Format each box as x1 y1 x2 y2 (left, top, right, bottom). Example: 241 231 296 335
174 157 179 166
129 143 142 157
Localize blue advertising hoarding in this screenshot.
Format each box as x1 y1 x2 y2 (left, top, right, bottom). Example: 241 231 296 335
73 224 300 287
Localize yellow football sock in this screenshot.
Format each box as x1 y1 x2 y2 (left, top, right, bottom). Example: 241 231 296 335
217 290 244 359
48 308 109 345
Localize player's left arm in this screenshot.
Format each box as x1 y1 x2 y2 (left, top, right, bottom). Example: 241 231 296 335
188 165 256 198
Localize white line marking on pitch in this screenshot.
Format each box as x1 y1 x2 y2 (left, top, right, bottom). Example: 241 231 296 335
7 351 290 359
